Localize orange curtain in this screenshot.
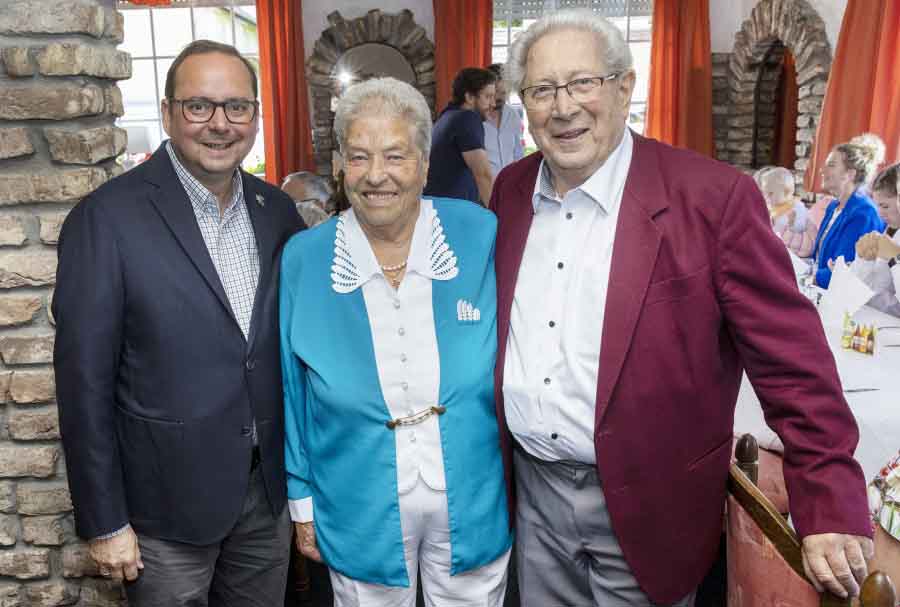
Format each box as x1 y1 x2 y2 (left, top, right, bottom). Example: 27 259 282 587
773 50 798 169
804 0 900 191
257 0 315 186
433 0 493 111
644 0 713 156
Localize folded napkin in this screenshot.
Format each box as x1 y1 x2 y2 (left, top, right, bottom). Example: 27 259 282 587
820 257 874 328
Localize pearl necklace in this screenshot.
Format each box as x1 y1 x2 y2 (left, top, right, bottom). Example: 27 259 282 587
380 260 408 273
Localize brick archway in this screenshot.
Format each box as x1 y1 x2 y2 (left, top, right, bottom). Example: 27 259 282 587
306 10 436 176
724 0 831 192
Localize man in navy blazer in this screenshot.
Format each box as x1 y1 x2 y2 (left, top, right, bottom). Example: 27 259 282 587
53 41 304 605
491 10 872 607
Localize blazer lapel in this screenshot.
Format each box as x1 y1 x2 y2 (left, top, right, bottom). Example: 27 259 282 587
594 134 666 427
143 147 235 323
495 156 541 384
243 172 277 346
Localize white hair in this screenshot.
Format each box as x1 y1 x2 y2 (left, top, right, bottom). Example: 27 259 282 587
763 167 795 192
333 77 432 157
504 9 634 93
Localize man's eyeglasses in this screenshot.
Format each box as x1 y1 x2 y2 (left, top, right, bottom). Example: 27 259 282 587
170 97 259 124
520 73 620 111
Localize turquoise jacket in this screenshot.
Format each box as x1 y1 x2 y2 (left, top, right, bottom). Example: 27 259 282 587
280 198 511 587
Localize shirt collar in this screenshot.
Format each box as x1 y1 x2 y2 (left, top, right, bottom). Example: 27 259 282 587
331 199 459 294
166 140 244 216
531 127 633 214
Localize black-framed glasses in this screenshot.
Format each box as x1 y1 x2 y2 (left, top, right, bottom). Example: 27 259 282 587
170 97 259 124
520 73 620 110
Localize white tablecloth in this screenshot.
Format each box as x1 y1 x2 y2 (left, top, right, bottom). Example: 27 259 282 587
733 303 900 480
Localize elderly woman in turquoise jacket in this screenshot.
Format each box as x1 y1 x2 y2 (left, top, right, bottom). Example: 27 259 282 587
280 77 511 606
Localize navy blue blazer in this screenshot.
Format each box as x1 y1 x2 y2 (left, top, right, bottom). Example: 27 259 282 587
53 143 304 543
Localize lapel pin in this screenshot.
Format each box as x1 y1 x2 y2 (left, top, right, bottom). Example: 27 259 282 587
255 193 265 207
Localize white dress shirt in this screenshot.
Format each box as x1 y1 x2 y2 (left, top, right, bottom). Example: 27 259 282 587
484 104 525 177
290 200 450 523
503 129 633 464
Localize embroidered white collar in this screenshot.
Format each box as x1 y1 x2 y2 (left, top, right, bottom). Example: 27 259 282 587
331 199 459 293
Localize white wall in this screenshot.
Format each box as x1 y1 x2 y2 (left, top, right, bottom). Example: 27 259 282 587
710 0 847 54
302 0 434 60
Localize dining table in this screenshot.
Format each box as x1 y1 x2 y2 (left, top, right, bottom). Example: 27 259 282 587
733 287 900 482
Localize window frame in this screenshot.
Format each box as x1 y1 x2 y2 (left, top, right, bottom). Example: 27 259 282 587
491 0 653 137
116 1 264 174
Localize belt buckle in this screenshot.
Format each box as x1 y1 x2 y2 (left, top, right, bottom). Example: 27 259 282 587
386 405 446 430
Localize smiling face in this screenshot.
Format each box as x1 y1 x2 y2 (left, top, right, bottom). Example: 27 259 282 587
161 52 258 189
341 111 428 234
523 27 634 194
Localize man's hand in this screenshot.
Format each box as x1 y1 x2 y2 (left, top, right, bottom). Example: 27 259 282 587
88 526 143 582
294 522 322 562
801 533 873 598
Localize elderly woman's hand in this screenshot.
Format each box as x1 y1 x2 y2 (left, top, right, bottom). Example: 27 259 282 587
294 522 322 562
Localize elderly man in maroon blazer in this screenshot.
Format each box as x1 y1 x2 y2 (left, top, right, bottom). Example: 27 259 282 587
490 9 872 607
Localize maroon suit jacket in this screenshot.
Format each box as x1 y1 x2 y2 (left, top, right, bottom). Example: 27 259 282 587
491 132 871 604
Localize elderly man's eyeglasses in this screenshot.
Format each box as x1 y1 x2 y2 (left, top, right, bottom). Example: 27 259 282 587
170 97 259 124
520 73 620 110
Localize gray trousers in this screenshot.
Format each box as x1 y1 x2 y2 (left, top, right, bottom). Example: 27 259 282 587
125 467 292 607
513 447 695 607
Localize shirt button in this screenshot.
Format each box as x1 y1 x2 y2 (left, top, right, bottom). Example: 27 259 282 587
393 300 401 309
401 381 409 391
398 327 405 336
566 212 573 220
549 320 555 328
400 353 408 363
245 358 256 371
557 262 564 269
544 377 551 386
410 433 416 443
551 432 558 440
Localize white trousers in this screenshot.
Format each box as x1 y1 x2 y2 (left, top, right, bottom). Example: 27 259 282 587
329 477 511 607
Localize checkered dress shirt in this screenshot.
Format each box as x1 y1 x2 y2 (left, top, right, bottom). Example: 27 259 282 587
166 142 259 339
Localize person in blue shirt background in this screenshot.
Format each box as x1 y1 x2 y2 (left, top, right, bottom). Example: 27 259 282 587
483 63 525 178
811 134 885 288
424 67 496 206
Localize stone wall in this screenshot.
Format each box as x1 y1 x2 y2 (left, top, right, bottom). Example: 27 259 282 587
0 0 128 604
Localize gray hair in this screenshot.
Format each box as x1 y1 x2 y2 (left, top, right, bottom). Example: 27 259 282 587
333 77 432 158
763 167 795 192
505 9 634 93
282 171 332 202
